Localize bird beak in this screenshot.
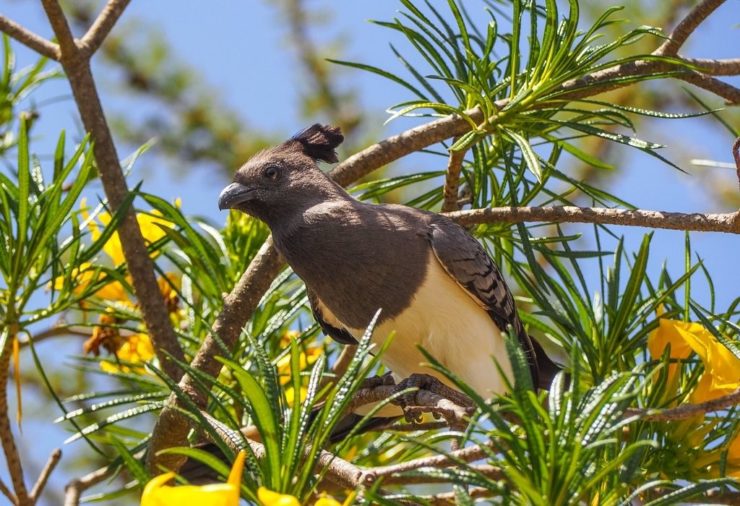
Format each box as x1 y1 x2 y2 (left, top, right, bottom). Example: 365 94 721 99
218 182 253 210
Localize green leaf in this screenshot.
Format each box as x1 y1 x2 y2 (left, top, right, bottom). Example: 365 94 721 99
109 436 150 484
218 358 282 488
507 129 543 181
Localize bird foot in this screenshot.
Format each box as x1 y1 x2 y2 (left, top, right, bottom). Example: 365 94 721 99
360 372 395 389
392 373 474 423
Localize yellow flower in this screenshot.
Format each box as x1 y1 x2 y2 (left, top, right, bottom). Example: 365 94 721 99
54 202 174 301
257 487 300 506
275 331 323 405
141 450 245 506
100 333 155 374
88 205 172 266
649 318 740 403
284 386 309 405
315 492 355 506
277 347 322 386
53 262 128 301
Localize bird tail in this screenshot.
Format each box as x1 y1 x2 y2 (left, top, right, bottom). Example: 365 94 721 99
530 335 562 390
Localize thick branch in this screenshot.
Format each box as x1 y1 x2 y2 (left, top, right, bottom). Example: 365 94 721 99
40 0 185 381
446 206 740 234
0 16 59 60
0 326 28 505
330 110 481 187
78 0 131 57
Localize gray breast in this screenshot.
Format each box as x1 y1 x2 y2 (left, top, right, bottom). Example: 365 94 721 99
273 201 430 329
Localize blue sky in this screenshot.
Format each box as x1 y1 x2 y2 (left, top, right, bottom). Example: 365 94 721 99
1 1 738 503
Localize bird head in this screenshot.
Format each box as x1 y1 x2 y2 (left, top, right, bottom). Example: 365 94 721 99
218 124 345 225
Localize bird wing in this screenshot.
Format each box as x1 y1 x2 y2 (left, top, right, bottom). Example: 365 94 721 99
307 289 358 345
427 218 539 381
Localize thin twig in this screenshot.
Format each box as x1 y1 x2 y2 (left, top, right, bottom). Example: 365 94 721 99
0 16 59 60
0 475 16 506
40 0 186 381
627 387 740 422
441 140 468 212
655 0 726 56
445 206 740 234
362 442 492 482
424 487 494 505
78 0 131 57
382 421 449 432
63 465 115 506
39 0 77 56
29 449 61 503
20 325 90 348
380 464 503 486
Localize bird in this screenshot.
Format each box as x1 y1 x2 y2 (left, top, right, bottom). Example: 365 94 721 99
218 124 558 424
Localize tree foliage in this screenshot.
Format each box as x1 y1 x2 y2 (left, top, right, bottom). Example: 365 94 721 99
0 0 738 505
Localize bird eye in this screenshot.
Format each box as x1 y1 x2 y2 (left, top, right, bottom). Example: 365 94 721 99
263 166 279 180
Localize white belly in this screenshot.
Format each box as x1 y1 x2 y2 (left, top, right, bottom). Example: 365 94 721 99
316 252 512 398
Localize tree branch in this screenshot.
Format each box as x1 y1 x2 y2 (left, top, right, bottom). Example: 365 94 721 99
441 141 468 213
63 465 115 506
627 387 740 422
677 71 740 104
0 475 16 506
39 0 77 57
330 110 481 187
424 487 495 505
445 206 740 234
29 449 61 503
655 0 726 56
0 16 59 60
39 0 185 381
78 0 131 57
0 325 28 505
681 57 740 76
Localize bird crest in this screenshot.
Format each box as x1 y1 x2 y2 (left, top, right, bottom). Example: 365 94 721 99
290 124 344 163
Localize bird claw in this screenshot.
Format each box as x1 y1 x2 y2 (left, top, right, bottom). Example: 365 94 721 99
392 373 473 423
360 372 395 389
